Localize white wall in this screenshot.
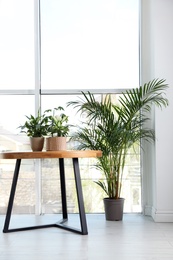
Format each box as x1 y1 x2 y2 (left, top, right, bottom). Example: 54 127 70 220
141 0 173 221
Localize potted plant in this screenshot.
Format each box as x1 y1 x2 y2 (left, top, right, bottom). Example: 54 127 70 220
68 79 169 220
44 106 69 150
18 110 48 151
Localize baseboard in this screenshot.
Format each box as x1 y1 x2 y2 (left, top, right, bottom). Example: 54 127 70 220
144 206 173 222
151 207 173 222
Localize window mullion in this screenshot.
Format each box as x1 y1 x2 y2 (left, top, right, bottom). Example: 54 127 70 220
34 0 42 216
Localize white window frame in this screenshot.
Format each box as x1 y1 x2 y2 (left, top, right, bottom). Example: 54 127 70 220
0 0 141 215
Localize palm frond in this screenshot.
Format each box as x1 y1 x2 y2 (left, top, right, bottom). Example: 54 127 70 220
68 79 169 198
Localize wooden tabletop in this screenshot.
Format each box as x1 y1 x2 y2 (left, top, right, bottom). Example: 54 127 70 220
0 150 102 159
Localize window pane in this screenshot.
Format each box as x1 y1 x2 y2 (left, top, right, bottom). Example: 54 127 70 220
41 0 139 90
0 95 34 135
41 94 141 213
0 0 35 89
0 160 36 214
0 96 35 213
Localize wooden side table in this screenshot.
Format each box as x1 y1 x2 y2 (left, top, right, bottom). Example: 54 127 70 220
0 150 102 235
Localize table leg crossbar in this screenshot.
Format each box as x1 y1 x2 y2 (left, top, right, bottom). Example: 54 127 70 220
3 158 88 235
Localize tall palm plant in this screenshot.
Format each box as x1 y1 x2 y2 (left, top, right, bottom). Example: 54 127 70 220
68 79 169 199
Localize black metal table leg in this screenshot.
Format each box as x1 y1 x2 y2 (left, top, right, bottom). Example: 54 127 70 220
3 159 21 233
73 158 88 235
59 158 68 219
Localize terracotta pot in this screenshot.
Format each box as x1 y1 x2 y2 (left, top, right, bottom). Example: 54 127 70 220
46 137 67 151
30 137 44 151
103 198 125 221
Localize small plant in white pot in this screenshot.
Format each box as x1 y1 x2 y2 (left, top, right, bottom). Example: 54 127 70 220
18 110 48 151
44 106 69 151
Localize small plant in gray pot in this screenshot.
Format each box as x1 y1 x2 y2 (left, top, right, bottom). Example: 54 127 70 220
18 110 48 151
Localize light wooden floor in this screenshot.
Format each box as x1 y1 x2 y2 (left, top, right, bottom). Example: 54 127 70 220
1 213 173 260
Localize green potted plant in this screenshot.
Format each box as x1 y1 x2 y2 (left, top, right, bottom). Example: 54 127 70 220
18 110 48 151
44 106 70 150
68 79 169 220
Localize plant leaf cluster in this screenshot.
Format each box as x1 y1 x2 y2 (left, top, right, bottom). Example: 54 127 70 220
18 106 70 137
44 106 69 137
68 79 169 199
18 110 48 137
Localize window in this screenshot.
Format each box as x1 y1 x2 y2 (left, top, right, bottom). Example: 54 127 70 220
41 0 139 90
0 0 35 90
0 0 141 214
